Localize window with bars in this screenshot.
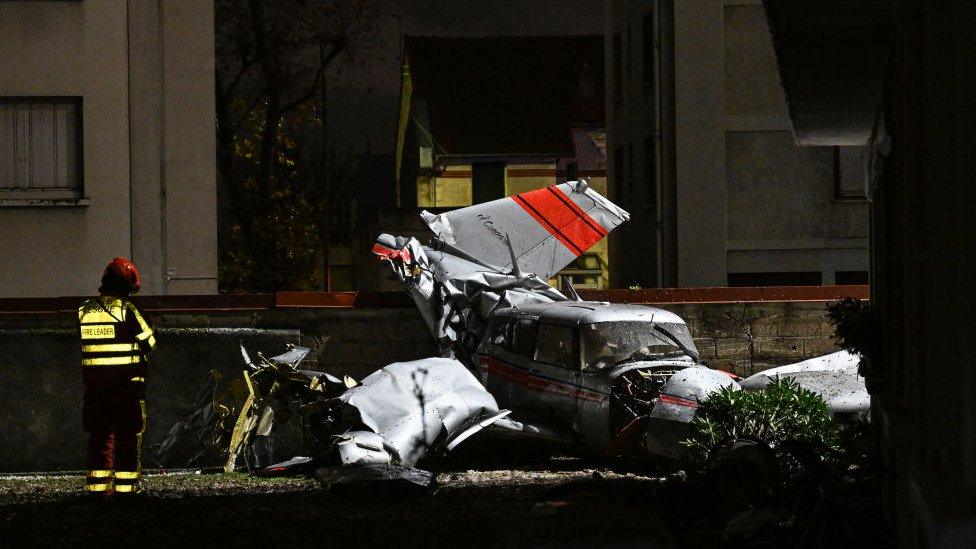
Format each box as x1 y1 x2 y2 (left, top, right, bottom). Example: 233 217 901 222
0 98 82 198
834 146 868 200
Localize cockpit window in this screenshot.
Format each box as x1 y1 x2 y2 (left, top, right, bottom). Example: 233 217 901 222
512 318 539 359
580 321 698 370
534 324 575 369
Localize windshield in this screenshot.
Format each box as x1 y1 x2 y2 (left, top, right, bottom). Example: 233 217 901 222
580 321 699 370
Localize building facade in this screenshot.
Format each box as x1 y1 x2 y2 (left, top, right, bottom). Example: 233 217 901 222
395 36 612 288
606 0 870 288
0 0 217 297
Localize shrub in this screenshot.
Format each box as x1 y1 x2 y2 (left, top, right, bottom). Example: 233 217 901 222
682 377 840 476
827 297 880 360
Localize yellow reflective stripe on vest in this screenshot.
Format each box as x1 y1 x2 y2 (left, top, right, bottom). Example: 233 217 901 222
131 376 145 383
115 471 140 480
78 310 123 324
82 356 142 366
87 483 111 492
128 304 154 345
81 342 140 353
87 470 112 479
135 331 156 349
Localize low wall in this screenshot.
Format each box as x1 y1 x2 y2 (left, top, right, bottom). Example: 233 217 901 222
0 287 864 472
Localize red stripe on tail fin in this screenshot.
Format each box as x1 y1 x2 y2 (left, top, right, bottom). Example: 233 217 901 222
512 186 607 256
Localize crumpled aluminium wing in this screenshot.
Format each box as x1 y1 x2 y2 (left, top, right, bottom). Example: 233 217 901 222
739 351 869 416
421 180 630 280
334 357 506 467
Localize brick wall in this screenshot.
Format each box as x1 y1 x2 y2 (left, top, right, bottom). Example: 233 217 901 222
669 301 840 377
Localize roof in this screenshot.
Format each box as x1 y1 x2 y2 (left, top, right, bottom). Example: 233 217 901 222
499 301 687 327
404 35 604 157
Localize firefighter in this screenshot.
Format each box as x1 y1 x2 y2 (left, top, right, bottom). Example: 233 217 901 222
78 258 156 495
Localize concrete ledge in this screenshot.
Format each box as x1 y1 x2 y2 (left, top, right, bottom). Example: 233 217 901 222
0 197 91 208
0 286 868 312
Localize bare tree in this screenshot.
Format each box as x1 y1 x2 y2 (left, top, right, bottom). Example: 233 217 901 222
215 0 378 291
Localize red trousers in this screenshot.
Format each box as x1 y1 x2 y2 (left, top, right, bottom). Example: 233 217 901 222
83 383 146 493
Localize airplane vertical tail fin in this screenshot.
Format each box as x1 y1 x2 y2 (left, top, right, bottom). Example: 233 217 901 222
420 180 629 279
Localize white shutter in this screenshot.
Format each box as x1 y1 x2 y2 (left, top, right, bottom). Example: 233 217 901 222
0 99 80 193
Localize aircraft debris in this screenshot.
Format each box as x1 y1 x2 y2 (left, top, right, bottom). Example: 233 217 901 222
159 345 510 479
371 181 869 461
160 181 869 481
739 351 869 419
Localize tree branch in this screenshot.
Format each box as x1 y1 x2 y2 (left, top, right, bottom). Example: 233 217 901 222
277 41 344 114
219 55 258 102
230 90 269 136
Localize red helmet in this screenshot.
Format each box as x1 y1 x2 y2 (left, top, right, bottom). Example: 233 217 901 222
100 257 141 295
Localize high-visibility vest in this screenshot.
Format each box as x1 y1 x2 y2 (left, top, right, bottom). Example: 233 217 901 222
78 297 155 387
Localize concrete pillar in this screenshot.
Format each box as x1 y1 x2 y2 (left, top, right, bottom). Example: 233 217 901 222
160 0 218 294
673 0 727 286
127 0 166 295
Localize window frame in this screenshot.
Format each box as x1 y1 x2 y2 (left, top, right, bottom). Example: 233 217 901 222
833 146 868 202
532 323 578 370
0 96 84 201
511 316 540 360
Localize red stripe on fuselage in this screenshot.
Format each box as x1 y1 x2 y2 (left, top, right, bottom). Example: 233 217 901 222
657 394 699 408
511 186 607 256
479 356 604 404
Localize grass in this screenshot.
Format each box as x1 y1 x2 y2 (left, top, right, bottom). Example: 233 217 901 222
0 472 315 501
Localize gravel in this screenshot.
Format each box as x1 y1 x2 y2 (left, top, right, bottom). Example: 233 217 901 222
0 458 889 547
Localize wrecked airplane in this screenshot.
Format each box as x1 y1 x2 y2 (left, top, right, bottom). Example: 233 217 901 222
160 180 869 481
371 180 868 461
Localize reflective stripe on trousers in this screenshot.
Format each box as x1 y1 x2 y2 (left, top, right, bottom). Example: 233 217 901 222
86 469 113 493
113 471 141 493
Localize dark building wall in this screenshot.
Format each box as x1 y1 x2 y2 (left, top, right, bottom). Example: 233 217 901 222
0 300 843 472
871 1 976 544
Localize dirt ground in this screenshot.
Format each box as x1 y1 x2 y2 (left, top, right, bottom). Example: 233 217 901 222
0 458 889 548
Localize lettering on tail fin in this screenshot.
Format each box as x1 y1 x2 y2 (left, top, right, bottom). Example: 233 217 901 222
478 214 507 244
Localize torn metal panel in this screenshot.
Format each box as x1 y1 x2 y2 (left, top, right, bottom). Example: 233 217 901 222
254 456 318 478
317 463 435 490
650 367 741 424
375 233 566 360
444 409 512 451
739 351 869 416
